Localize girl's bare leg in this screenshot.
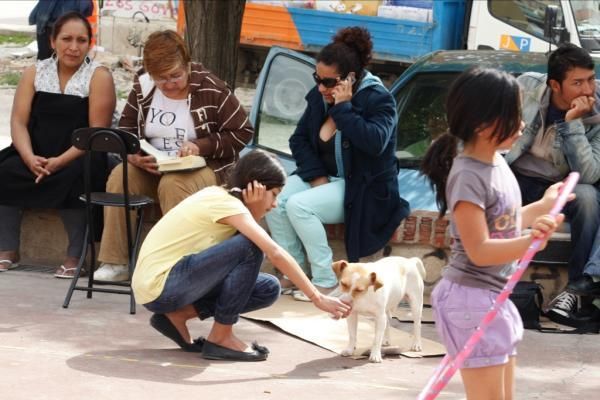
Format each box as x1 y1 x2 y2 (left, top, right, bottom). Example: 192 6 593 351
206 321 253 352
460 359 511 400
165 304 198 343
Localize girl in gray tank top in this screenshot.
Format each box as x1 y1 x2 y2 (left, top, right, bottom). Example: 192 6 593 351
420 68 567 398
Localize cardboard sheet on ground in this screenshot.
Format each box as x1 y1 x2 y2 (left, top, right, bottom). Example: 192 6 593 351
242 295 445 358
394 296 434 324
539 316 578 332
394 303 435 324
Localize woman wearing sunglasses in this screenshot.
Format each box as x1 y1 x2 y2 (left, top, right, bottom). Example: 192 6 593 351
94 30 254 282
266 27 410 301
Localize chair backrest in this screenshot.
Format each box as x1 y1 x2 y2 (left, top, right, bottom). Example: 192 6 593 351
72 127 141 258
72 127 140 156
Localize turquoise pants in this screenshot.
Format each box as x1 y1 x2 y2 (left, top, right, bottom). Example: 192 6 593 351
265 174 344 288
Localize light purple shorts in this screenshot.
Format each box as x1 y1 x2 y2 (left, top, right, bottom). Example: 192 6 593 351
431 278 524 369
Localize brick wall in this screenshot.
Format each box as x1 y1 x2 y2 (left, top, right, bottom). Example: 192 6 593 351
326 210 451 249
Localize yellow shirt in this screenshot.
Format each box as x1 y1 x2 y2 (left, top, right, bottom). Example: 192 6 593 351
132 186 249 304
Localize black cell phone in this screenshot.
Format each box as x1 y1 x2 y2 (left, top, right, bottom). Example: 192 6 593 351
346 72 356 84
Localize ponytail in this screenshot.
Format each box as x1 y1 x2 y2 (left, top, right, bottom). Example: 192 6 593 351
421 67 520 217
420 132 458 217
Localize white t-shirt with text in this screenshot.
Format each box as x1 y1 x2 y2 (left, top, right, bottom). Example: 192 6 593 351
144 89 196 157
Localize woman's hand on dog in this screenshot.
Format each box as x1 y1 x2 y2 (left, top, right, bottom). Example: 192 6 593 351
313 294 352 319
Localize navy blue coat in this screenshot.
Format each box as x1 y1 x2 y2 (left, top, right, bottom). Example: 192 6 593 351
29 0 93 34
290 72 410 261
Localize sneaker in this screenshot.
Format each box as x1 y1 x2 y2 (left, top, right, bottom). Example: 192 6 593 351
556 304 600 329
291 290 311 302
566 275 600 297
292 284 339 302
94 263 129 282
545 291 579 326
279 277 297 295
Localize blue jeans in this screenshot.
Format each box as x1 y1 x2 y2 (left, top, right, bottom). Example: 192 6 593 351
583 226 600 277
143 234 280 325
513 172 600 282
265 174 344 288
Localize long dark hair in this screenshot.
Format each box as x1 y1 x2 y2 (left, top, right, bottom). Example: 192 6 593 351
225 150 286 201
421 67 522 216
317 26 372 80
51 11 92 42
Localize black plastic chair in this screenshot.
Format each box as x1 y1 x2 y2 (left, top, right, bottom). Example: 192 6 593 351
63 127 154 314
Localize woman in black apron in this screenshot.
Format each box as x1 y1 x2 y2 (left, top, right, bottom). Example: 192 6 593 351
0 11 115 277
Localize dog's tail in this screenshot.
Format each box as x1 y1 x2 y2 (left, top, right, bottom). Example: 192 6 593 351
412 257 426 280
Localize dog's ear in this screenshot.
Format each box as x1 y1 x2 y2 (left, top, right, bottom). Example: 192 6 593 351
370 272 384 291
332 260 348 277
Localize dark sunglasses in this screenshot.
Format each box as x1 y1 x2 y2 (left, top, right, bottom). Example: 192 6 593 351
312 72 340 89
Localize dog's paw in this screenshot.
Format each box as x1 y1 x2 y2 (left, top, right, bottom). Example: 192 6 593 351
341 347 355 357
410 341 423 352
369 349 383 363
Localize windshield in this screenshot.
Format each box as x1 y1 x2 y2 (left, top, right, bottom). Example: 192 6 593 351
572 0 600 51
395 73 455 168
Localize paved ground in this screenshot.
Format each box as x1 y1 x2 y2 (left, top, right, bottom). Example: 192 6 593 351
0 15 598 400
1 268 599 400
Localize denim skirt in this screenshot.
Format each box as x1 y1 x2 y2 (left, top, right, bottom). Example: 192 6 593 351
431 278 524 369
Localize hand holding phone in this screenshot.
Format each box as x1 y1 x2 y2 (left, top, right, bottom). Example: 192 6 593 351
346 71 356 85
332 71 355 105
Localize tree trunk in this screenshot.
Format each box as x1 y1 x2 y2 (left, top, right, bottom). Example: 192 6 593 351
184 0 245 89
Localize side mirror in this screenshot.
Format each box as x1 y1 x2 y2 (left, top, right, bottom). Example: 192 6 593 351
544 5 559 38
560 28 570 44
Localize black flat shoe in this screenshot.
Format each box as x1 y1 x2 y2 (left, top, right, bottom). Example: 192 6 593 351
201 340 269 361
149 313 205 352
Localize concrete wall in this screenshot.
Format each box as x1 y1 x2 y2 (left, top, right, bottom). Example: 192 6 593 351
98 15 176 56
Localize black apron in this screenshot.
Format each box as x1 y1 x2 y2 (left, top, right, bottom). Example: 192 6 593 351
0 91 107 209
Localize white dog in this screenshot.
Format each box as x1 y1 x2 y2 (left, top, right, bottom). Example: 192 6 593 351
332 256 425 363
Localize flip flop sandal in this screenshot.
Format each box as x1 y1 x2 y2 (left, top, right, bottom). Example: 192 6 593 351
0 259 18 272
54 265 77 279
149 313 205 352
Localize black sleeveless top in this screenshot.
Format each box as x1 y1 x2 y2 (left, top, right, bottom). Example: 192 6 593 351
317 135 337 177
0 92 107 208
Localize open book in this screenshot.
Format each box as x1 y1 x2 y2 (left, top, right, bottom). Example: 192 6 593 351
139 139 206 173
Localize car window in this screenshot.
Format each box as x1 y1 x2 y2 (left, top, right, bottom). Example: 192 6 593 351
396 73 455 168
254 54 314 155
488 0 564 42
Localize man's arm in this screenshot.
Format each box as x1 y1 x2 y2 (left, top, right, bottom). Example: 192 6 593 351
558 119 600 184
